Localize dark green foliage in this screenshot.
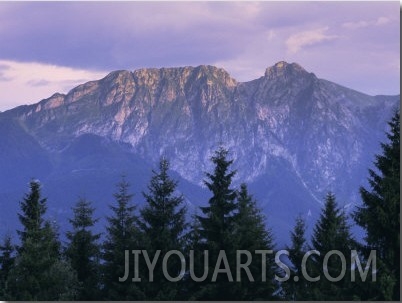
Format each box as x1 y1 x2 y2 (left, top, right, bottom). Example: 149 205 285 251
309 192 356 300
102 176 144 300
183 211 204 300
199 148 237 248
0 120 398 301
17 180 46 244
6 180 78 300
0 234 15 298
195 147 239 300
186 211 203 255
289 215 307 274
283 215 311 300
66 197 101 300
232 183 276 300
139 158 187 300
353 110 400 300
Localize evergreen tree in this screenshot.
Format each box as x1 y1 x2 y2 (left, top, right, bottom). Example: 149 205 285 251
232 183 276 300
199 148 237 248
66 197 101 300
6 180 78 300
353 110 400 300
309 192 355 300
186 211 203 255
195 147 238 300
284 215 311 300
102 176 144 300
17 180 46 244
183 211 204 300
0 234 15 298
139 158 187 300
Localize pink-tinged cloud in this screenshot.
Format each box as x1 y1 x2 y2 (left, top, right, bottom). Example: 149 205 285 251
0 60 106 111
286 27 338 54
375 16 390 26
0 1 399 110
342 16 391 29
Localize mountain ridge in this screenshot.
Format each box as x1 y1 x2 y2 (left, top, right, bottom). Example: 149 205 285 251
4 62 396 116
2 60 398 195
0 61 399 246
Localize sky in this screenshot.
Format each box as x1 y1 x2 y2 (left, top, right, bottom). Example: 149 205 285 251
0 1 399 112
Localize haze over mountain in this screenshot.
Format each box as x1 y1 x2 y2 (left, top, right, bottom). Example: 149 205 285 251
0 61 398 246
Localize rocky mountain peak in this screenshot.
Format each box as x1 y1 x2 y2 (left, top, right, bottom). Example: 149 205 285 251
102 70 133 85
193 65 236 85
39 93 66 111
0 62 398 248
264 61 314 80
131 65 237 87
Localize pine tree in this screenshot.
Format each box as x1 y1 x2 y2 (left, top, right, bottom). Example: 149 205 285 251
17 180 46 244
183 211 204 300
353 110 400 300
195 147 238 300
6 180 78 300
309 192 355 300
66 197 101 300
232 183 276 300
186 211 203 256
102 176 144 300
139 158 187 300
284 215 310 300
199 148 237 248
0 234 15 298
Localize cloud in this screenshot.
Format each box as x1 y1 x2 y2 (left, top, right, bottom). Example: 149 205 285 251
342 21 370 30
286 27 338 54
0 2 265 73
342 16 391 29
0 63 13 82
375 16 390 26
0 2 399 106
26 79 51 87
267 30 276 41
0 60 106 111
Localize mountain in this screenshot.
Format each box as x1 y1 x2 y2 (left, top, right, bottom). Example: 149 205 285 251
0 61 398 246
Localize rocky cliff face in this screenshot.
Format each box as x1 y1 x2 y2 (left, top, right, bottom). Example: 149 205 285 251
9 62 397 192
0 61 398 244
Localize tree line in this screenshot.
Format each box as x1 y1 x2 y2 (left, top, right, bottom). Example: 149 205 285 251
0 111 399 301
